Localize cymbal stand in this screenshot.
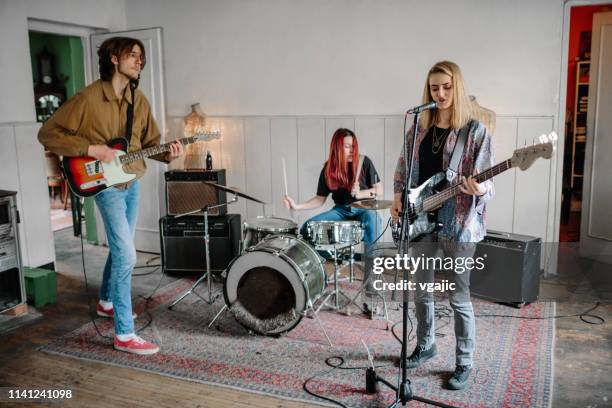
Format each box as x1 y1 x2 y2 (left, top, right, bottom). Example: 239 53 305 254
168 194 238 309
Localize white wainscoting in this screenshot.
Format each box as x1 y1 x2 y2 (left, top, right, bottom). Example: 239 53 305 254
0 122 55 268
0 114 556 273
168 114 556 268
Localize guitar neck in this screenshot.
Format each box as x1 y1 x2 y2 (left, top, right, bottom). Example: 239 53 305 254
118 137 197 165
421 159 512 212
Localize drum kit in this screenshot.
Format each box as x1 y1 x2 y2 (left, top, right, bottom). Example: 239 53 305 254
167 182 393 345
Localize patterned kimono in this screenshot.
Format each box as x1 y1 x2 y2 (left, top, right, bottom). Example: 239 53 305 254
393 120 495 244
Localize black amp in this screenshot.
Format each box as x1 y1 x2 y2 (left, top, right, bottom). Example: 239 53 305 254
472 230 542 306
159 213 241 274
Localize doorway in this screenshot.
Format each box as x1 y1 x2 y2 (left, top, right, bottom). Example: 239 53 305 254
560 3 612 242
29 30 86 233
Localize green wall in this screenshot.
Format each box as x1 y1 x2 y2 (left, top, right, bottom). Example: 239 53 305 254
28 31 85 99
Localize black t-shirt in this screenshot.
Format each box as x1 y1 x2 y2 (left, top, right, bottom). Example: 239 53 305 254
418 126 449 185
316 156 380 205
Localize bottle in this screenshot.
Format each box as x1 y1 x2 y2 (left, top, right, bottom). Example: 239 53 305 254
205 150 213 170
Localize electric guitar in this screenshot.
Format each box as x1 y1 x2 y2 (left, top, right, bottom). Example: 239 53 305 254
62 132 219 198
391 132 557 245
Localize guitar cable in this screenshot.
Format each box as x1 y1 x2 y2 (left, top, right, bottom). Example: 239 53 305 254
77 208 166 340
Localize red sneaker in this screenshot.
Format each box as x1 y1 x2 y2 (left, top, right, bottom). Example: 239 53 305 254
96 303 137 319
114 335 160 355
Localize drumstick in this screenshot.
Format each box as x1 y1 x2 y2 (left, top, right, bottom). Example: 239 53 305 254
282 157 289 196
354 152 365 197
282 157 296 220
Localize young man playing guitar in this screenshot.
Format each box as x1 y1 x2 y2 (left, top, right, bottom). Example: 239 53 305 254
39 37 184 355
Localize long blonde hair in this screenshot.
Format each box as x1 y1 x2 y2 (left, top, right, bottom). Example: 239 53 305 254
419 61 472 130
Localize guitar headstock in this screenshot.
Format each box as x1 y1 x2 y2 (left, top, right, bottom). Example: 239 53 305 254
511 131 557 171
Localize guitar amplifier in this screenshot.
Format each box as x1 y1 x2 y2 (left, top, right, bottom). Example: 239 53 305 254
159 214 241 274
165 169 227 216
471 230 541 306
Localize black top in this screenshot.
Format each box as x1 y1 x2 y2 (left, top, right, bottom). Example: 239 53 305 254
418 126 449 185
316 156 380 205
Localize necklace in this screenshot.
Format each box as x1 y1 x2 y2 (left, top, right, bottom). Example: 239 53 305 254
432 126 451 154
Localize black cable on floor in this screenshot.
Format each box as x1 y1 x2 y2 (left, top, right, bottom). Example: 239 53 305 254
132 255 162 276
303 355 395 408
475 301 605 325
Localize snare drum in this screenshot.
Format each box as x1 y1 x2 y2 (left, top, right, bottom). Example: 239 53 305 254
306 220 363 248
243 216 298 250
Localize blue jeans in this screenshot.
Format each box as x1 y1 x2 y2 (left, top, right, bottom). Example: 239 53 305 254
94 181 140 335
301 205 382 286
411 233 476 367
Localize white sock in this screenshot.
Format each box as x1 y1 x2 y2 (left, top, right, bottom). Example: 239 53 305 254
116 333 135 342
99 300 113 309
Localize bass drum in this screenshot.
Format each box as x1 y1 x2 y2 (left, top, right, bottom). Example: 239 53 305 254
224 235 325 336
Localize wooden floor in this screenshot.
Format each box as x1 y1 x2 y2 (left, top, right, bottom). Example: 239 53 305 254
0 274 313 408
3 352 314 408
1 230 611 407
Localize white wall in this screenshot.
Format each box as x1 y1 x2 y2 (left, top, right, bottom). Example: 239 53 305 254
0 123 54 268
125 0 564 117
127 0 564 273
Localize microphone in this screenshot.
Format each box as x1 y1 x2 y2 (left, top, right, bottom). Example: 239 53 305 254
406 101 438 114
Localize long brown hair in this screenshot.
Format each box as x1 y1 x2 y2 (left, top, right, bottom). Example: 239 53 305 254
97 37 146 83
420 61 472 130
325 128 359 190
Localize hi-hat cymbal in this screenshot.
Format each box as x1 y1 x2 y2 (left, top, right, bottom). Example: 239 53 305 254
352 199 393 210
204 182 267 204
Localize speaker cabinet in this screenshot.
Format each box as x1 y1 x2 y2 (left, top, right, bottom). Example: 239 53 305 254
160 213 241 274
165 169 226 216
471 230 541 306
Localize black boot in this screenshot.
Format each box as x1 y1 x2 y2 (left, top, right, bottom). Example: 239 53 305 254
447 365 472 390
405 344 437 368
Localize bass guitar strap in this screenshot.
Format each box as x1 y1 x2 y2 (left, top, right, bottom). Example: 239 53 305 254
446 120 472 182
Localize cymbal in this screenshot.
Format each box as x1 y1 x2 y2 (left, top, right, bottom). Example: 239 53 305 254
204 182 267 204
352 199 393 210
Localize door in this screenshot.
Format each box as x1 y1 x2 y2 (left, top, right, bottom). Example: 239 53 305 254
580 12 612 264
90 28 167 253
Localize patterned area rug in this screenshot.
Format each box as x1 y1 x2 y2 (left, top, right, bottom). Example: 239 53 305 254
41 279 554 407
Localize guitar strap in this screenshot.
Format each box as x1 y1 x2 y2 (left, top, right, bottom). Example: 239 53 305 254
446 120 472 182
125 83 135 144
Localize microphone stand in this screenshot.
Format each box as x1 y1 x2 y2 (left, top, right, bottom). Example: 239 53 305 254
374 111 458 408
168 194 238 308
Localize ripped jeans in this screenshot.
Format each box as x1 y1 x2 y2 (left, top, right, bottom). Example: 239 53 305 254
411 233 476 367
